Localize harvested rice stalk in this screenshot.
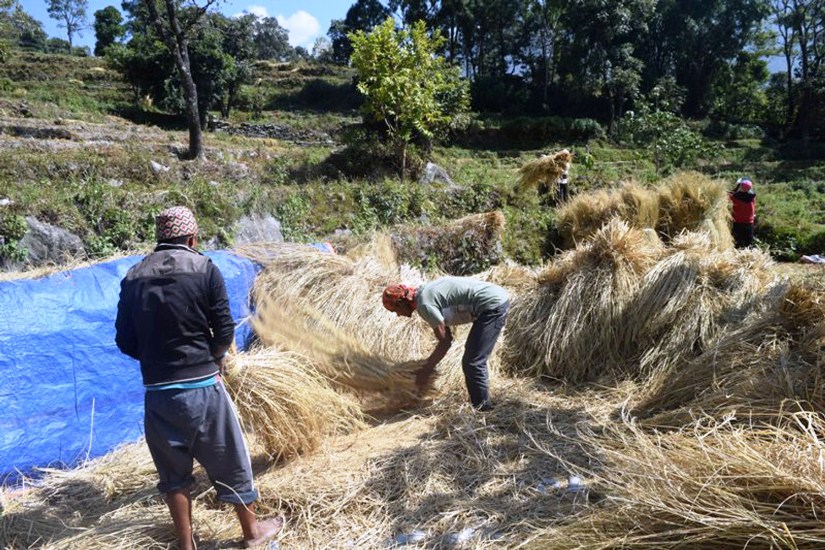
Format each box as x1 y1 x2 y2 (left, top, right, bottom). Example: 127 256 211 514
530 411 825 549
247 242 432 363
252 296 434 404
224 348 366 460
656 171 733 250
517 149 572 195
556 183 658 248
503 219 663 380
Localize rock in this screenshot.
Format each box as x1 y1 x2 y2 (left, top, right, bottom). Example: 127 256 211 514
107 179 124 188
0 198 13 206
227 161 251 178
17 217 85 266
419 162 454 186
149 160 170 174
233 214 284 244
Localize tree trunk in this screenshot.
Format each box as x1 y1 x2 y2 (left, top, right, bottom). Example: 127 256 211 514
400 141 407 183
144 0 204 160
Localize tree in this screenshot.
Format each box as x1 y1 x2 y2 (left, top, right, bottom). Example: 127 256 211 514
328 0 389 64
93 5 124 56
2 3 48 52
251 15 291 60
637 0 769 118
47 0 87 53
140 0 220 160
349 17 470 179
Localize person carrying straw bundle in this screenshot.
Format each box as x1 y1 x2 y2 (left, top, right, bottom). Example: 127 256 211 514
115 206 284 550
729 176 757 248
382 276 510 411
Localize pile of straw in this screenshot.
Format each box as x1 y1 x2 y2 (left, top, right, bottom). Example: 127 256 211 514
251 296 432 411
633 281 825 425
555 183 658 248
502 221 776 383
502 219 665 381
517 149 572 195
555 172 733 250
391 211 506 275
224 348 366 459
532 411 825 549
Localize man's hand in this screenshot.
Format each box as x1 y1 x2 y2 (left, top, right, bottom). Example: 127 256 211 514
216 355 227 375
415 365 435 388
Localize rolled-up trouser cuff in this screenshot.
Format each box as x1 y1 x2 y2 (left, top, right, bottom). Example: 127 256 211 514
217 487 259 505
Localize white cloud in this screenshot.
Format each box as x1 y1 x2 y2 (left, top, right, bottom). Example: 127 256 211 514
276 11 321 48
233 5 269 19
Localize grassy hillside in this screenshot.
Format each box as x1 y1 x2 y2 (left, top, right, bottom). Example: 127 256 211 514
0 50 824 267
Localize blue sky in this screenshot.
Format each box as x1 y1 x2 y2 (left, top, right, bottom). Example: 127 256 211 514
19 0 355 50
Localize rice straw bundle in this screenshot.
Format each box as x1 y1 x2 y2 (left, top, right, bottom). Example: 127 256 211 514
517 149 572 195
502 219 664 380
554 172 733 251
530 411 825 549
251 296 432 406
345 232 399 274
634 281 825 425
656 171 733 250
247 243 432 363
224 348 366 460
556 183 659 249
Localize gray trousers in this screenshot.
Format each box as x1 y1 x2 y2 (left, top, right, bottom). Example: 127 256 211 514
462 301 509 409
144 381 258 504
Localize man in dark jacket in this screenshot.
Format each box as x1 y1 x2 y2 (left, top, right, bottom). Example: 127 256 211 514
116 206 283 550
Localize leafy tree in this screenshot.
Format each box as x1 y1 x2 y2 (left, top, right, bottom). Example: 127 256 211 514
621 105 715 174
349 17 470 178
638 0 769 118
139 0 221 160
93 5 124 56
329 0 389 64
709 50 770 124
1 2 48 52
251 15 291 60
47 0 88 52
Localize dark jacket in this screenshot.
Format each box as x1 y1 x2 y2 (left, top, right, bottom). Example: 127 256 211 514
729 191 756 224
115 244 235 386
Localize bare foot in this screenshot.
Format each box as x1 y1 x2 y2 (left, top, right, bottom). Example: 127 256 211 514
245 516 285 549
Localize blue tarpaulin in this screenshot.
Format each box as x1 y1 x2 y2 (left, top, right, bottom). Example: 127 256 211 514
0 251 260 481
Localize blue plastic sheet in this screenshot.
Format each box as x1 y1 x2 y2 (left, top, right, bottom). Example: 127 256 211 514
0 251 260 481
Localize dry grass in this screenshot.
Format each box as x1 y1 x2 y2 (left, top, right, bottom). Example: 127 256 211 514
555 172 733 251
517 149 573 196
224 348 366 460
530 411 825 549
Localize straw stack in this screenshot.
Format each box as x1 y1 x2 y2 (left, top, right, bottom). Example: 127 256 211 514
502 219 665 381
517 149 573 196
633 281 825 425
224 348 366 460
530 411 825 549
555 172 733 250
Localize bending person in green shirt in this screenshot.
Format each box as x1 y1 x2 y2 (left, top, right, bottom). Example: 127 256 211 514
382 276 510 411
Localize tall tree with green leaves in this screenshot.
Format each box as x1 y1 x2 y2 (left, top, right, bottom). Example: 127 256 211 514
93 5 124 56
46 0 87 52
139 0 220 160
328 0 389 64
349 17 469 179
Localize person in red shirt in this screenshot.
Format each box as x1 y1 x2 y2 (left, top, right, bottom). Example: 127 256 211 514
729 177 756 248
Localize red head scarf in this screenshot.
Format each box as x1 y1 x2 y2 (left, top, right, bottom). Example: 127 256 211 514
382 284 416 312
